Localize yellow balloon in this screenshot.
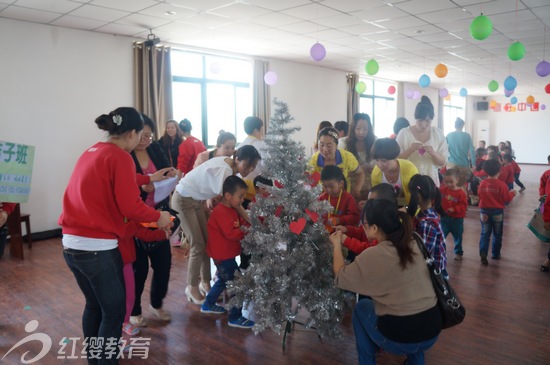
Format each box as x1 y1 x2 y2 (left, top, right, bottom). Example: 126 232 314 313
490 100 497 108
526 95 535 104
511 106 517 112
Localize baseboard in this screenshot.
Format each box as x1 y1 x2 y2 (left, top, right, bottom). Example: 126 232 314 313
8 228 62 243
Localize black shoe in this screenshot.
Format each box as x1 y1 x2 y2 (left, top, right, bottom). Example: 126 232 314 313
491 255 501 260
481 255 488 265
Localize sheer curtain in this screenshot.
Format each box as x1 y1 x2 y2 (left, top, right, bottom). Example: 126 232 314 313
346 73 359 123
133 42 173 136
253 60 271 133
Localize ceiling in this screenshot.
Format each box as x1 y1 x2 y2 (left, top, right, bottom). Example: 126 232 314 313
2 0 550 96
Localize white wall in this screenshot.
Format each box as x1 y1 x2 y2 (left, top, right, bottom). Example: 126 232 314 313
469 94 550 164
268 60 348 156
0 19 134 233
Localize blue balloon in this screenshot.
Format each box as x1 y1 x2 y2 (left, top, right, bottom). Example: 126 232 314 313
459 87 468 97
503 76 517 91
510 96 517 104
419 74 431 88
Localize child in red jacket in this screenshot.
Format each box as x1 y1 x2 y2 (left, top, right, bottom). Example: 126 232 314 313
320 165 359 228
440 169 468 260
500 154 516 190
200 176 254 329
0 202 17 259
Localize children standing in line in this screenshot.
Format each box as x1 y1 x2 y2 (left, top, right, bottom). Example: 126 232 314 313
440 169 468 260
200 176 255 329
477 159 517 265
407 174 448 278
320 165 360 227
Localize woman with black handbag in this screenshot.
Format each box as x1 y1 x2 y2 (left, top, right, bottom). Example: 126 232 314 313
330 199 441 365
129 114 180 328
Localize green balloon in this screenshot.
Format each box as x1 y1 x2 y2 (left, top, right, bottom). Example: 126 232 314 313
355 81 366 94
365 59 379 76
508 41 525 61
470 14 492 40
488 80 499 92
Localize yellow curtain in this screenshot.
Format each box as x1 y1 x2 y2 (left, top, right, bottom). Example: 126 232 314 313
253 60 271 133
133 42 173 137
346 73 359 124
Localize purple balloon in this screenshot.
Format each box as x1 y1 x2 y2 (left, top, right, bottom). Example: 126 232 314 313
542 104 547 110
439 88 449 98
310 43 326 62
504 88 514 97
536 60 550 77
413 90 421 99
405 89 414 99
264 71 278 86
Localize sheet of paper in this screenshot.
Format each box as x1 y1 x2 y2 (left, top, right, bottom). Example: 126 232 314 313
153 176 178 204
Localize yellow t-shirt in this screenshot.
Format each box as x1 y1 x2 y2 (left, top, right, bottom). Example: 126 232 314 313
307 149 359 192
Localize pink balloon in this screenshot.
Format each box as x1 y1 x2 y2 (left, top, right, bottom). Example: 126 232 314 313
264 71 278 85
310 43 326 62
388 85 396 95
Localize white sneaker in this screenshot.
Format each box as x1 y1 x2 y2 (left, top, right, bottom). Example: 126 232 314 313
149 305 171 321
129 315 147 327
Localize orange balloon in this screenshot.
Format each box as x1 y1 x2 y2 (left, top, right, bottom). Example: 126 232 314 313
444 94 451 101
490 99 497 108
434 63 448 78
526 95 535 104
511 106 517 112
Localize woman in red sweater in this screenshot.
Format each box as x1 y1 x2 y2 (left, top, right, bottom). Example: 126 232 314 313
58 107 172 364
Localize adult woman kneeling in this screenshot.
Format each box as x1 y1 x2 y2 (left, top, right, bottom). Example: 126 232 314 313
330 199 441 365
171 145 261 305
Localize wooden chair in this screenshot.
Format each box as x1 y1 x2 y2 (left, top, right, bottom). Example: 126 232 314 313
6 204 24 259
20 212 32 248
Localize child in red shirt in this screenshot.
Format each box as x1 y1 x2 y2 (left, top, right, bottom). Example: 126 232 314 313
440 169 468 260
0 202 17 259
320 165 359 227
478 159 517 265
201 176 254 329
500 154 516 190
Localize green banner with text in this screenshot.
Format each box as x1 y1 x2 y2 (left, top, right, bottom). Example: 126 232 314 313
0 141 35 203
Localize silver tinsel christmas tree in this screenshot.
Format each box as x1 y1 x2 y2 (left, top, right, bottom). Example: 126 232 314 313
227 99 344 338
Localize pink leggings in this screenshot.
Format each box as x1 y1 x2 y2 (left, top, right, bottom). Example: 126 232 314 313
123 263 135 323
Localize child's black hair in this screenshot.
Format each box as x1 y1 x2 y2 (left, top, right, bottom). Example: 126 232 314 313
476 147 488 158
482 159 501 177
253 175 273 188
369 183 398 206
321 165 347 190
502 153 513 163
223 175 248 195
407 174 443 217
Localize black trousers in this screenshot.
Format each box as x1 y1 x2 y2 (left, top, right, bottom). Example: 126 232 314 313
132 239 172 316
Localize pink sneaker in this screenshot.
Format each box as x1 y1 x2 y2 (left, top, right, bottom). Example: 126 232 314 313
122 322 140 336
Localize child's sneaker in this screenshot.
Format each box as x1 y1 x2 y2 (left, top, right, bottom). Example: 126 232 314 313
122 322 140 336
228 316 254 329
200 303 226 314
454 254 463 260
129 315 147 327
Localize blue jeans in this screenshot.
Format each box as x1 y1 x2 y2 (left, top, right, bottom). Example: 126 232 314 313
479 208 504 258
352 299 438 365
204 258 241 321
441 216 464 255
64 247 125 365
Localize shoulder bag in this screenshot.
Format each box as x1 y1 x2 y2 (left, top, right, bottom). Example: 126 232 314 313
412 232 466 329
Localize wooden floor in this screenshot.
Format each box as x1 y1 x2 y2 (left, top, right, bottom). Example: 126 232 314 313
1 164 550 365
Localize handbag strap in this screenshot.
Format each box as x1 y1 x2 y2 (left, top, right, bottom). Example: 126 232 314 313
412 231 435 267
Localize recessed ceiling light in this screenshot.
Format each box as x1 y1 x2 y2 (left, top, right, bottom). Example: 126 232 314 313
165 11 176 15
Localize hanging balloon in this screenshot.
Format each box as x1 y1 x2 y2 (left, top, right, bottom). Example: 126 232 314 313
388 85 396 95
503 76 517 91
546 84 550 94
504 88 514 97
355 81 367 94
366 59 379 76
488 80 499 92
459 87 468 97
405 89 414 99
439 88 449 98
542 104 547 111
413 90 421 100
470 14 493 40
508 41 526 61
444 94 451 101
264 71 278 85
210 62 221 74
536 60 550 77
419 74 431 88
490 99 497 108
310 42 326 62
510 96 517 104
434 63 448 78
526 95 535 104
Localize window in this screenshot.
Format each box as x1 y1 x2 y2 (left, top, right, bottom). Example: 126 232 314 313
171 51 252 146
358 80 397 138
442 95 465 135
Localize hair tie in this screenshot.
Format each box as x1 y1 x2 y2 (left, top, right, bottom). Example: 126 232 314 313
113 115 123 126
328 130 339 140
416 185 421 190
